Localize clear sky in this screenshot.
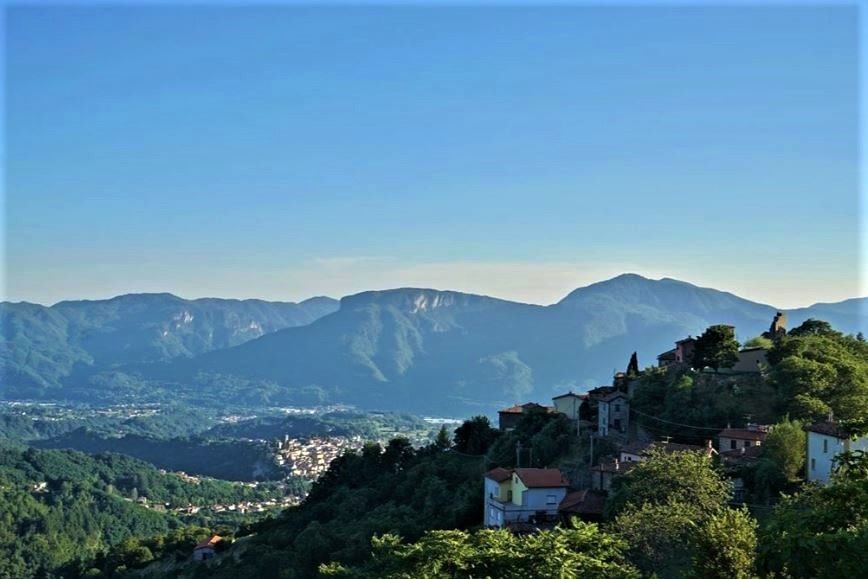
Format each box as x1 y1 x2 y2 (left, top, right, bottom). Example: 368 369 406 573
3 3 861 308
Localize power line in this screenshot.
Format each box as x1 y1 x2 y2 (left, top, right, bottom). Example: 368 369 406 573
630 407 731 431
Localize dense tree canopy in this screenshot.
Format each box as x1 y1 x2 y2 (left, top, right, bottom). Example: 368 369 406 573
693 324 740 371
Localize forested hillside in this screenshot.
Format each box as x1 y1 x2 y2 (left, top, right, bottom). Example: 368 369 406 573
0 446 285 578
151 276 868 414
0 293 337 398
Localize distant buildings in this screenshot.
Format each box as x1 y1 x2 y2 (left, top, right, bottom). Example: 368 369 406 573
497 402 556 431
597 391 629 437
806 420 868 485
718 425 768 452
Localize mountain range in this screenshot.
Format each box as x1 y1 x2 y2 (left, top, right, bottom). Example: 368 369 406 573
2 274 865 414
0 293 337 398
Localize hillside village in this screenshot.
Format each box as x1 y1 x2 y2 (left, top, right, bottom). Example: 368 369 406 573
483 312 868 530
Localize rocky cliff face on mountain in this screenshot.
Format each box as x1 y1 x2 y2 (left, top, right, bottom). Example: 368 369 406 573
2 275 865 413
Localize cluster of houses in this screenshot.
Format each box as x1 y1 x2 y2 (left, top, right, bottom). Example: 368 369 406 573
484 312 868 530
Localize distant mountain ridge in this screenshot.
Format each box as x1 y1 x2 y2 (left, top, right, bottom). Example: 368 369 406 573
2 275 865 413
0 292 338 397
149 275 867 413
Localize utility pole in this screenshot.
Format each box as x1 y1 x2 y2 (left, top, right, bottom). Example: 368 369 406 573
516 440 522 468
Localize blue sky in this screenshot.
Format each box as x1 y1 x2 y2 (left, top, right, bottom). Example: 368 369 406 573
3 3 861 307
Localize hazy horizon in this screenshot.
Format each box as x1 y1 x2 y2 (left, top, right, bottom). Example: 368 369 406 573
4 5 862 308
4 270 865 311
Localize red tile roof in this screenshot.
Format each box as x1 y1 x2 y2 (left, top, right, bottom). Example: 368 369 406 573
484 467 513 483
718 428 768 442
514 468 568 488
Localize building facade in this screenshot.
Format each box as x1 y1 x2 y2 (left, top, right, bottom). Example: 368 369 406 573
806 422 868 485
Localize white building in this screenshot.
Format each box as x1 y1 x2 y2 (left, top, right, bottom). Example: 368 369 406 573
806 421 868 485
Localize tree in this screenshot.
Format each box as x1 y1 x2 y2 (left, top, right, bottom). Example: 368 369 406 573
606 449 730 518
434 426 451 450
743 336 773 350
692 507 757 579
789 319 837 337
762 417 805 481
321 521 639 578
452 416 498 455
760 450 868 578
693 325 740 371
768 328 868 423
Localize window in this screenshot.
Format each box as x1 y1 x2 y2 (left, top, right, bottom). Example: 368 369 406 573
546 495 557 505
730 440 737 450
614 404 621 412
507 490 513 502
811 458 816 471
744 440 751 448
823 439 828 453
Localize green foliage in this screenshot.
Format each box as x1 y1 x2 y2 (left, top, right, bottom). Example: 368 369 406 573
760 450 868 578
606 449 730 518
487 408 577 468
608 451 756 579
693 324 740 371
762 417 806 482
322 521 639 579
743 336 773 350
691 507 757 579
452 416 499 455
0 445 285 578
768 329 868 424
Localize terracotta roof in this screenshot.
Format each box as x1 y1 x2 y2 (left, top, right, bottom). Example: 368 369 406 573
559 490 606 516
194 535 222 550
657 349 677 360
514 468 568 488
675 337 696 345
498 402 554 414
806 421 848 439
718 428 768 442
484 467 513 483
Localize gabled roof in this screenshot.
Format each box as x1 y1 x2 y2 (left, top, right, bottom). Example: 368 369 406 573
657 348 677 360
600 391 628 403
587 386 616 400
484 467 513 483
559 489 606 516
552 391 587 400
806 421 848 439
513 468 568 488
675 337 696 345
719 445 764 465
718 428 768 442
499 402 553 414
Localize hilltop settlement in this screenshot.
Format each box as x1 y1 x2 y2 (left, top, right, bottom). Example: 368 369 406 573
484 312 867 530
